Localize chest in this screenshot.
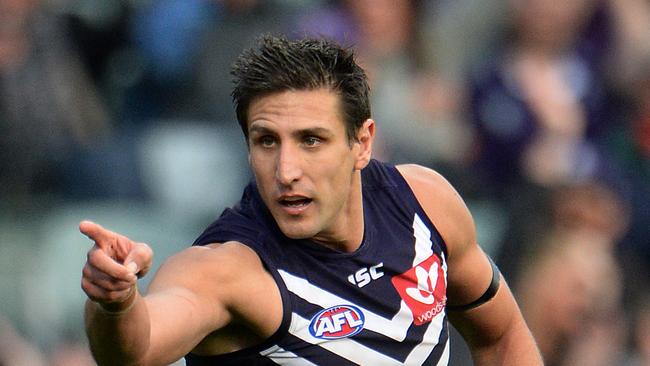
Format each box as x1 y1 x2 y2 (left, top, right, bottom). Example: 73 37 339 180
269 213 449 365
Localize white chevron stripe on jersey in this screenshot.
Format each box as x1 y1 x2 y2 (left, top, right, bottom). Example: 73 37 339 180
279 269 414 341
436 337 451 366
413 214 433 265
259 345 318 365
403 310 448 365
290 313 403 365
277 213 447 343
289 311 446 365
413 213 448 286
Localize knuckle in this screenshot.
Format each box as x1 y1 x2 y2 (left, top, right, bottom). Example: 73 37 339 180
107 278 128 291
93 277 109 290
81 279 99 299
82 266 95 280
81 278 89 292
138 242 152 254
105 290 127 303
104 291 118 302
87 249 101 264
134 243 147 256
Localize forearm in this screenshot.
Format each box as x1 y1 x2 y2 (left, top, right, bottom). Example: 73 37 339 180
84 289 152 366
468 315 543 366
450 281 543 365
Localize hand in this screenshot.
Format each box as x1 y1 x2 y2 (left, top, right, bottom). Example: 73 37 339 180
80 220 153 311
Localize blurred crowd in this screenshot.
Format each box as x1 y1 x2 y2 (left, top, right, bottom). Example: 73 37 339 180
1 0 649 365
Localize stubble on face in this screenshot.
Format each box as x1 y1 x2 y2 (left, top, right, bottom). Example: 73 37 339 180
246 89 366 250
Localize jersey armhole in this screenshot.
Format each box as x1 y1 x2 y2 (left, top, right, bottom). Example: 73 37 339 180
391 165 449 258
186 237 293 363
230 234 293 350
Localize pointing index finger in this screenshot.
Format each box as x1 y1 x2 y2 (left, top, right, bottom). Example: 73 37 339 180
79 220 115 250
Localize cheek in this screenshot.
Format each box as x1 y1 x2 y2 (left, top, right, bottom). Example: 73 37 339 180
250 158 276 195
250 152 274 176
320 164 354 201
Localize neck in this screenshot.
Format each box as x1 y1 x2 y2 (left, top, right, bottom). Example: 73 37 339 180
312 171 365 253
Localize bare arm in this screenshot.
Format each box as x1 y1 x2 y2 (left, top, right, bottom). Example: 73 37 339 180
80 221 281 366
80 220 153 365
397 165 543 365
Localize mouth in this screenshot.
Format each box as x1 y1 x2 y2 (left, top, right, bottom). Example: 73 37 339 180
278 195 313 213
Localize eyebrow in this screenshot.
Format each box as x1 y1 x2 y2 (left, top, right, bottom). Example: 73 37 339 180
248 125 275 135
295 127 333 137
249 125 334 138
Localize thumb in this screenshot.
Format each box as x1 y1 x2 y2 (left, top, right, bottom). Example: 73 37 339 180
124 242 153 278
125 261 139 274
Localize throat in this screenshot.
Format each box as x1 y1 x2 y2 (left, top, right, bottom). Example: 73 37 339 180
311 216 365 253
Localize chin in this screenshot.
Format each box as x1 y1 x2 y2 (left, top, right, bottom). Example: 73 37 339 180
281 228 315 240
277 222 317 240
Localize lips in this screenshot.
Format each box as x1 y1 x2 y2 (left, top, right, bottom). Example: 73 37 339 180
278 195 313 213
280 196 312 206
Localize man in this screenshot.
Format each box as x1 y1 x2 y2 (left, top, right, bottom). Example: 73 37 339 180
81 36 542 365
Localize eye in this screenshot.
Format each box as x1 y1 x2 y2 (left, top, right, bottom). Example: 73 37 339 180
258 135 276 147
303 136 321 147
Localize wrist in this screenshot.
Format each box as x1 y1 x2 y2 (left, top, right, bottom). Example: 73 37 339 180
96 286 138 316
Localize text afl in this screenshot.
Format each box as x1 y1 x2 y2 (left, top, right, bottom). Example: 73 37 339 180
309 305 366 339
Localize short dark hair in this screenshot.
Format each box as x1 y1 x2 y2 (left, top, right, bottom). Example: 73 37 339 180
231 35 371 143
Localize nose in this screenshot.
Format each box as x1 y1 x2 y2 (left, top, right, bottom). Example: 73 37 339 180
276 144 302 186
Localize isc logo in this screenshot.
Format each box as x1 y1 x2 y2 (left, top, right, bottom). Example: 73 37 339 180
309 305 365 339
348 263 384 288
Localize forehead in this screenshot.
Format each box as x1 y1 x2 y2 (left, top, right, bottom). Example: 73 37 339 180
247 89 345 132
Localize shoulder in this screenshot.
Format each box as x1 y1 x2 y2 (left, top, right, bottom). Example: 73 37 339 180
151 241 270 296
146 242 283 350
149 241 280 323
396 164 476 259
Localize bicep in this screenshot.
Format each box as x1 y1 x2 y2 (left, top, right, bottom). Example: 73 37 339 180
446 244 512 344
398 165 540 362
138 246 234 365
398 164 514 339
397 164 492 306
143 286 229 365
447 273 524 350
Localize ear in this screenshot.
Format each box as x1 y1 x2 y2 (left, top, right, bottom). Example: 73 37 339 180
354 119 375 170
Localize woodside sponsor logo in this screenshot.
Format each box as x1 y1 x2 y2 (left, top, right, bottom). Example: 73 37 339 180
391 254 447 325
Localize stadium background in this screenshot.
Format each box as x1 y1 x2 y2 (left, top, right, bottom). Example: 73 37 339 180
1 0 649 365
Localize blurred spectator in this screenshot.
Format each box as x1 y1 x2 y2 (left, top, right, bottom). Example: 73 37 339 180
173 0 307 124
516 221 626 365
601 53 650 316
513 181 630 366
1 1 648 365
118 0 220 123
624 294 650 366
467 0 617 195
294 0 473 171
420 0 508 85
463 0 649 290
603 0 650 91
0 0 111 207
550 181 629 242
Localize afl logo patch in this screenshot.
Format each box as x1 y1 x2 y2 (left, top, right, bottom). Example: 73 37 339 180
309 305 365 339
